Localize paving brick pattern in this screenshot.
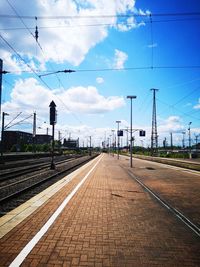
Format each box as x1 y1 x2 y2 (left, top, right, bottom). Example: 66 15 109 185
127 156 200 227
0 154 200 266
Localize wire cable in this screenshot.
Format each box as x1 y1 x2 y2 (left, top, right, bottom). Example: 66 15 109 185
1 12 200 20
5 0 83 124
157 98 200 121
1 17 200 31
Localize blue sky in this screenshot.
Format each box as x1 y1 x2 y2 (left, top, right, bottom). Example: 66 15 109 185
0 0 200 147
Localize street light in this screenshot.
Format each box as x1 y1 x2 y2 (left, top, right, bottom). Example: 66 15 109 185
188 122 192 153
116 120 121 159
127 95 137 168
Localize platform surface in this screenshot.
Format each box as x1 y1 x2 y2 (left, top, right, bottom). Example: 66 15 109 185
0 153 200 267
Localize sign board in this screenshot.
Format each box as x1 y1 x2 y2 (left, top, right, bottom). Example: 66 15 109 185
139 130 146 137
117 130 123 136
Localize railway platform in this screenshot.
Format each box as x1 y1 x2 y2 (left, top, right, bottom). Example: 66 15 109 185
0 153 200 266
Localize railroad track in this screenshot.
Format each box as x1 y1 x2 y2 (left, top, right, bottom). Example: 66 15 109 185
125 168 200 238
0 156 76 182
0 155 97 215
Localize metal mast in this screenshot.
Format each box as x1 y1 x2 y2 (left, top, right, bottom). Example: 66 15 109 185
151 88 159 155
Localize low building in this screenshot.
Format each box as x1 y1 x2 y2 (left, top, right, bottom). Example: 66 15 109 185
35 134 52 145
4 130 33 151
3 130 52 151
63 138 79 149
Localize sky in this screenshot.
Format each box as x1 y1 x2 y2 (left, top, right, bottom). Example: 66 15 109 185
0 0 200 148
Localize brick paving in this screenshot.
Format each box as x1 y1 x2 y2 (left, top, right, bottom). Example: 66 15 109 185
127 156 200 227
0 154 200 266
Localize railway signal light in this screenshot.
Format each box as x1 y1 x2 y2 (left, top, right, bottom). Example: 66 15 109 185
139 130 146 137
49 101 57 170
49 100 57 125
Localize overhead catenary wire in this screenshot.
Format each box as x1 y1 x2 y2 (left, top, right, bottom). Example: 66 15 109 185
5 0 83 125
4 111 22 129
149 14 154 68
0 31 82 124
158 85 200 118
157 98 200 121
5 114 33 130
1 17 200 31
3 65 200 76
1 12 200 20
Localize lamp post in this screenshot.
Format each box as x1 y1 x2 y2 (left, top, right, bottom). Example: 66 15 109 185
188 122 192 154
116 120 121 159
1 112 9 157
127 95 137 168
182 131 186 149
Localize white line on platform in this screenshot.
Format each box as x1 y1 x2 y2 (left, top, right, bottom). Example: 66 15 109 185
9 154 103 267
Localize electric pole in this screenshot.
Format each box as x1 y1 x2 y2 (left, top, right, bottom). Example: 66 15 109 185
194 134 199 151
89 136 92 156
188 122 192 155
151 88 159 155
0 59 9 128
33 112 36 152
0 59 3 127
1 112 9 157
127 95 137 168
170 132 173 151
116 120 121 159
182 131 185 149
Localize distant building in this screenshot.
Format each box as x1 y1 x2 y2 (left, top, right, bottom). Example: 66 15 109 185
4 130 33 151
35 134 52 145
63 138 79 149
4 130 52 151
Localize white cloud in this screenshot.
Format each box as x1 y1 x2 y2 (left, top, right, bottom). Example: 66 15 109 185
96 77 104 84
158 116 184 134
134 8 151 16
116 17 145 32
0 0 143 68
2 78 125 117
113 49 128 69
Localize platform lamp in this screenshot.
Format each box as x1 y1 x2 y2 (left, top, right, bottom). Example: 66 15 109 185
127 95 137 168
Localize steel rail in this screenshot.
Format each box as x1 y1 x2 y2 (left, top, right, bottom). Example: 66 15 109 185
0 156 94 205
126 169 200 237
0 157 76 182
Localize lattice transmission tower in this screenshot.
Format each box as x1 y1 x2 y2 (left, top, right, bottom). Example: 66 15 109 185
151 88 159 155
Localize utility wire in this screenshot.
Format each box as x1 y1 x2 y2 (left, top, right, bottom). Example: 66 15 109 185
5 114 33 129
5 0 83 124
5 112 22 128
3 65 200 75
149 14 154 68
172 86 200 107
1 17 200 31
159 85 200 116
0 35 82 124
1 12 200 19
157 98 200 121
0 33 54 91
6 0 35 40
